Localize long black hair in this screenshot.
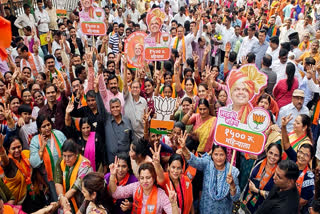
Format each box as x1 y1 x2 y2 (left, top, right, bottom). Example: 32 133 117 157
286 62 296 91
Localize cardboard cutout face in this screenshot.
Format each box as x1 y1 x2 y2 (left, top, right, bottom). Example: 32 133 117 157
124 31 147 68
214 64 270 155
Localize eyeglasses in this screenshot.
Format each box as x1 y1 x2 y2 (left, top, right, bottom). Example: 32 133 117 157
297 150 310 159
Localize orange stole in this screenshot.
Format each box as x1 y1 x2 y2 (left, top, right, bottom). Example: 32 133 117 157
132 185 158 214
38 133 62 181
159 173 193 214
296 165 308 195
60 155 84 213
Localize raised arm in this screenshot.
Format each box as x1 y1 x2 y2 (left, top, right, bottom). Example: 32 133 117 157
0 135 9 167
150 144 165 184
108 156 120 194
174 57 182 92
281 114 293 151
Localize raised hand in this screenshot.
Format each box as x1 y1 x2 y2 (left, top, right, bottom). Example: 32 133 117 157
150 143 161 165
166 182 177 205
3 103 10 119
109 156 119 176
94 74 101 92
66 99 74 114
281 114 293 128
178 132 188 148
143 108 152 125
226 173 235 186
225 42 231 53
192 53 199 64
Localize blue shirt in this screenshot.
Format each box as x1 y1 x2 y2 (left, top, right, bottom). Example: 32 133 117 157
250 40 269 69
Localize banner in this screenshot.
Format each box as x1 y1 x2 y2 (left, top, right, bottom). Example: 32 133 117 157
79 0 106 35
124 31 147 68
144 8 171 61
213 64 270 155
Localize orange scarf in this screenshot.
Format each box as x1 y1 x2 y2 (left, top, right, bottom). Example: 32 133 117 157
173 36 186 62
38 133 62 181
61 155 83 213
243 159 277 206
109 173 130 203
312 100 320 125
132 185 158 214
22 52 38 77
296 165 308 195
8 152 32 185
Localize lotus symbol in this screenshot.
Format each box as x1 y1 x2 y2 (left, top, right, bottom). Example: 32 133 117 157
153 97 176 121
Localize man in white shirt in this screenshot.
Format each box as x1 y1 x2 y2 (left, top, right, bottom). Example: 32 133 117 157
104 6 114 24
114 7 125 24
237 25 258 63
170 0 179 15
138 13 148 32
296 15 316 41
216 16 235 59
279 18 295 43
171 16 201 62
266 36 280 62
276 89 310 133
14 4 36 32
272 48 302 83
35 0 50 55
50 30 71 55
173 6 187 26
126 2 140 24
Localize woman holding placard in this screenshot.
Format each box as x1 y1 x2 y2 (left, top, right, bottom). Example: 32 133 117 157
281 114 315 213
239 143 282 213
180 133 240 214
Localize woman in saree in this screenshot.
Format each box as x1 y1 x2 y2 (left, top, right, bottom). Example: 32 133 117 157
180 136 240 214
109 161 180 214
281 115 315 213
29 115 66 202
282 114 313 159
240 143 282 213
105 153 138 214
54 139 93 213
181 98 216 153
0 135 46 213
152 144 193 214
65 101 106 172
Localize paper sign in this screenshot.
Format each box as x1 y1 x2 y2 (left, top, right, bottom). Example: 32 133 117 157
213 64 269 155
79 0 106 35
39 33 52 46
144 8 171 61
124 31 147 68
150 96 176 134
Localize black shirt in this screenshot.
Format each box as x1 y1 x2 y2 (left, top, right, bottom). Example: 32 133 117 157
255 185 299 214
5 15 19 37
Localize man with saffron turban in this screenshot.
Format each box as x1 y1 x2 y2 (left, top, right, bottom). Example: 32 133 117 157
227 64 267 123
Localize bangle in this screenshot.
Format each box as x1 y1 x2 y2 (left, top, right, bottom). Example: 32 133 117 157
58 194 64 201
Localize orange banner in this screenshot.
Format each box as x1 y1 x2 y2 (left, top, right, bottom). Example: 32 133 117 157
145 47 170 61
81 22 106 35
150 119 174 130
214 124 265 154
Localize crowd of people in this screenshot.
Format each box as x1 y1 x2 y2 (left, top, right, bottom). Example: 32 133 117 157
2 0 320 213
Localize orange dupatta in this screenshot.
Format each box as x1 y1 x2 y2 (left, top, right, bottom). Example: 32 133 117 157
38 132 62 181
132 185 158 214
242 159 277 206
159 173 193 214
60 155 84 213
296 165 308 195
21 52 38 77
183 152 197 181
